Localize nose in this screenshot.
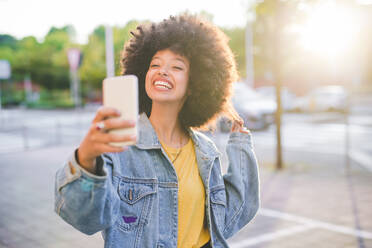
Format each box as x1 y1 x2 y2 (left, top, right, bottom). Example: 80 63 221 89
158 66 168 76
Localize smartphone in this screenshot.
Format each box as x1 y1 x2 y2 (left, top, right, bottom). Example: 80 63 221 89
103 75 138 147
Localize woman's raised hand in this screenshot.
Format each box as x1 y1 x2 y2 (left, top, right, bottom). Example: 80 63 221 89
77 106 137 173
231 119 250 134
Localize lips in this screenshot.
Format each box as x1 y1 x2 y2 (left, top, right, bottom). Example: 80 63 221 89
153 78 173 90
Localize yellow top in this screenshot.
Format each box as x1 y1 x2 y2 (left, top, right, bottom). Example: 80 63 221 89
160 139 210 248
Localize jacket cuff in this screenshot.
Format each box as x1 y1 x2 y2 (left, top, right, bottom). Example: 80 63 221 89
228 131 253 148
69 149 107 180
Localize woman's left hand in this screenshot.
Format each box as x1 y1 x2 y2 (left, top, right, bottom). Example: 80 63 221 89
231 119 250 134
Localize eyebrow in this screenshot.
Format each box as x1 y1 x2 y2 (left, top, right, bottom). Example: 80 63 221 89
152 56 187 65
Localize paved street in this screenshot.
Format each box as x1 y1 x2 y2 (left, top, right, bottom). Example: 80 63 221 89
0 107 372 248
0 108 93 153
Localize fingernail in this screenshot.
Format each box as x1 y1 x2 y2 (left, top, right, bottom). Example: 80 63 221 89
128 120 136 125
115 109 121 115
130 135 137 140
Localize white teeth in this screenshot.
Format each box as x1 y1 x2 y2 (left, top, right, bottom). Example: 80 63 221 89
154 81 172 89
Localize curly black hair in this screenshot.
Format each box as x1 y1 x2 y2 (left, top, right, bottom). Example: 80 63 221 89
121 14 240 129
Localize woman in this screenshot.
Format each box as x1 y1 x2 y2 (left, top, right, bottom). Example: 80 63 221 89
55 14 259 248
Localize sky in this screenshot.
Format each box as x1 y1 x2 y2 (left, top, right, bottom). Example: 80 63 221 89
0 0 251 44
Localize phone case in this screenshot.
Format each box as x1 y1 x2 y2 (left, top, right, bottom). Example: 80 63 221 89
103 75 138 147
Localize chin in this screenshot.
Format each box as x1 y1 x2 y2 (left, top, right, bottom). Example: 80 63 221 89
151 97 178 104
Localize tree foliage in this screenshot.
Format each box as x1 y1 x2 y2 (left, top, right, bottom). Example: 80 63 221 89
252 0 372 93
0 27 73 90
1 3 371 106
1 19 247 97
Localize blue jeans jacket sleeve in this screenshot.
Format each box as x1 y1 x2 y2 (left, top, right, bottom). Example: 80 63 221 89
222 132 260 238
54 152 120 235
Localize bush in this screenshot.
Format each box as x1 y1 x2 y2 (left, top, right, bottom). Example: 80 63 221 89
26 89 77 109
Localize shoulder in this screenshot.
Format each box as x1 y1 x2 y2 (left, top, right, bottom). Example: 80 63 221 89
192 130 214 144
190 130 220 156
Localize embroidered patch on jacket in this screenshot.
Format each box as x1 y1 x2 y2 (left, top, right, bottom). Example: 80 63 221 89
80 180 93 192
123 216 137 223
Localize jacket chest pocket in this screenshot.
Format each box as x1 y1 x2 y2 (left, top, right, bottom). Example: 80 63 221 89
210 186 227 231
117 177 157 232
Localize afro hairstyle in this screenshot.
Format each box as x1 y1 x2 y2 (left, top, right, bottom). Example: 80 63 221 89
121 14 240 129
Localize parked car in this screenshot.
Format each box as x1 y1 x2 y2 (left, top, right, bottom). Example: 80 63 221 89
256 86 297 112
294 85 347 112
218 82 276 131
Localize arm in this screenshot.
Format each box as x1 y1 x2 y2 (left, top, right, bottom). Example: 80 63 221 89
54 106 136 235
54 152 120 235
222 125 260 238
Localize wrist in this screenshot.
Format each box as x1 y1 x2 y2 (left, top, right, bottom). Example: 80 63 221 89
76 148 96 173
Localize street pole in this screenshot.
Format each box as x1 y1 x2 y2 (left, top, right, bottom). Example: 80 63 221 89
344 95 350 171
71 69 81 107
67 48 81 108
24 75 32 103
0 60 11 111
274 1 283 170
105 25 115 78
0 79 2 111
246 21 255 88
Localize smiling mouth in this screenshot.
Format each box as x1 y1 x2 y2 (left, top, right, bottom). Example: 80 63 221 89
154 80 173 90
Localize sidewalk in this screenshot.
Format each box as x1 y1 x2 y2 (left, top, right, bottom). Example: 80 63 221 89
0 144 371 248
229 147 372 248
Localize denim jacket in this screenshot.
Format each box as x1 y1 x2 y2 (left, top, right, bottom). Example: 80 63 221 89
55 113 260 248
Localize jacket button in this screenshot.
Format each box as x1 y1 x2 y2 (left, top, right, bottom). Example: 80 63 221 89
129 189 133 201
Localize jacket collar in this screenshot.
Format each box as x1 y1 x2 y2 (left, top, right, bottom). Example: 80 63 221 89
135 113 220 159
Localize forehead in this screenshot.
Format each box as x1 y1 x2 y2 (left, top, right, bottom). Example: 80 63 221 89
152 49 189 65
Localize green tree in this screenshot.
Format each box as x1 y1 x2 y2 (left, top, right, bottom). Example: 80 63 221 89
0 34 17 49
253 0 311 90
33 26 73 90
79 25 106 91
0 34 17 73
222 27 246 79
7 26 75 90
113 20 140 75
12 36 40 82
79 20 141 93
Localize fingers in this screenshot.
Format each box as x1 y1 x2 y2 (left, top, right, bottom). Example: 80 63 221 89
92 118 136 132
231 120 242 132
231 120 250 134
90 132 137 144
236 119 244 126
78 108 136 167
239 126 250 134
95 143 129 154
93 106 121 123
81 132 135 157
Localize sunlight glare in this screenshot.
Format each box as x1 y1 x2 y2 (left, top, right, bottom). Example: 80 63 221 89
299 3 358 58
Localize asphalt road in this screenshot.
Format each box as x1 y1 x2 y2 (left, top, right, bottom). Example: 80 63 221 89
1 107 371 248
1 108 371 159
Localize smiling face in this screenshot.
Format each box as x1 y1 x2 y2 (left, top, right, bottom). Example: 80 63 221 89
145 49 190 107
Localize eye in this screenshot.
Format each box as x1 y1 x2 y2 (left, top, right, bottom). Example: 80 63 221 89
150 63 159 68
173 66 183 71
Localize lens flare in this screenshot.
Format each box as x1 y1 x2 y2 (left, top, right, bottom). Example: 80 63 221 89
299 2 360 58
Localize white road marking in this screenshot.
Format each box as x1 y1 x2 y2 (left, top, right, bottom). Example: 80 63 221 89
259 208 372 239
229 224 316 248
229 208 372 247
349 150 372 172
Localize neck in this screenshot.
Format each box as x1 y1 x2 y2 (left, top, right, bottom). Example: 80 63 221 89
149 102 188 148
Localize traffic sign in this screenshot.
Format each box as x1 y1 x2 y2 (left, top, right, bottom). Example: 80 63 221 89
0 60 11 79
67 48 81 71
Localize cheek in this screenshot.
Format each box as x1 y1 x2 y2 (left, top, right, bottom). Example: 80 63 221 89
145 71 152 96
180 73 189 90
145 70 151 84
